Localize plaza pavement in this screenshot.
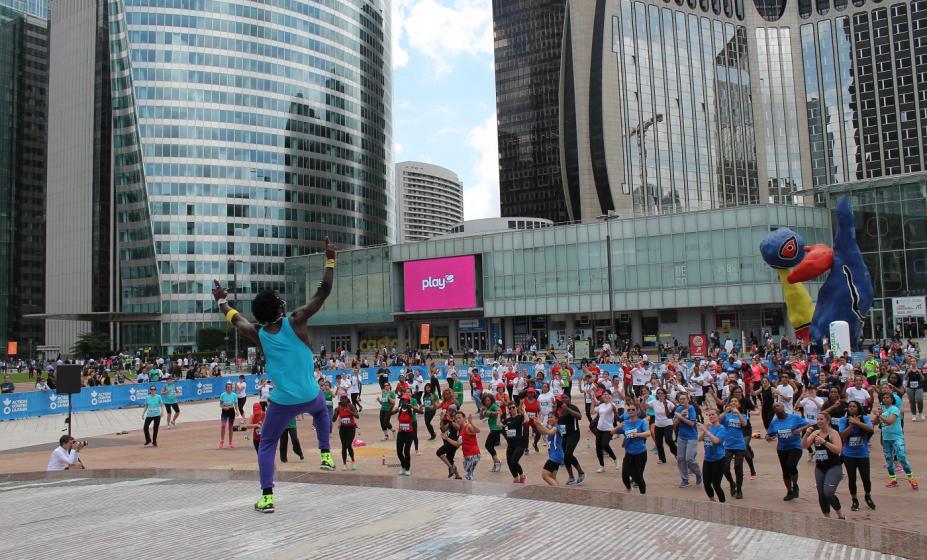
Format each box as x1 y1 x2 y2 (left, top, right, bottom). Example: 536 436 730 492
0 392 924 558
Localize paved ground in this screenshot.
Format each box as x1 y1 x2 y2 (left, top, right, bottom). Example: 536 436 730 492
0 476 904 560
1 393 924 540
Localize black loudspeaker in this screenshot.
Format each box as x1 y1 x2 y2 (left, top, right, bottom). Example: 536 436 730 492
56 365 83 394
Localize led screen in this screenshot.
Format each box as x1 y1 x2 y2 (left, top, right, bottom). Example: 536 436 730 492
403 256 477 312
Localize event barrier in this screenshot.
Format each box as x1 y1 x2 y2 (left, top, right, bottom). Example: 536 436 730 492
1 365 626 421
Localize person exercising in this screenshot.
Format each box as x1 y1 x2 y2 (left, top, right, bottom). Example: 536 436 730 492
213 237 337 514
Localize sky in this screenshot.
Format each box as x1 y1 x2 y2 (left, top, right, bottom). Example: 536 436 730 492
391 0 500 221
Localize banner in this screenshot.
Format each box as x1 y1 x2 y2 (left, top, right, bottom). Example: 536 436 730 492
689 334 707 357
6 341 17 356
419 324 431 346
893 296 926 319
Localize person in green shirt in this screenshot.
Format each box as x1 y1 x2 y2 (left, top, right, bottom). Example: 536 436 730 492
377 383 396 440
451 373 464 408
161 379 181 428
559 360 573 395
279 417 304 463
479 393 504 471
322 381 334 434
142 385 163 447
219 382 238 448
864 355 879 382
421 384 438 439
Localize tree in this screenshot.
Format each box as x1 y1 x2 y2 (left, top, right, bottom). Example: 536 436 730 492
197 327 228 352
71 332 111 358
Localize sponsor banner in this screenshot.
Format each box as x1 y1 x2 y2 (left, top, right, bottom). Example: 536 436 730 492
893 296 926 319
689 334 708 357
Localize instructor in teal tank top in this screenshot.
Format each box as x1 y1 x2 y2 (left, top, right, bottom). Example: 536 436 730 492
213 237 337 514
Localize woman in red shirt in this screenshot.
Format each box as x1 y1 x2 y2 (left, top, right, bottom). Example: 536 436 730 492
522 388 541 453
390 394 419 476
336 394 359 470
459 412 482 480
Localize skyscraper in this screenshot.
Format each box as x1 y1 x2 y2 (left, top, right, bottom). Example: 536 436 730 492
0 0 47 357
44 0 392 354
395 161 463 243
492 0 572 223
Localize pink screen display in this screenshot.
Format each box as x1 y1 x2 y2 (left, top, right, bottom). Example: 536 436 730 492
403 256 477 312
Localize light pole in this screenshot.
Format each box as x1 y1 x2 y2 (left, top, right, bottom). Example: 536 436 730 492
230 258 244 368
597 211 620 346
629 113 663 212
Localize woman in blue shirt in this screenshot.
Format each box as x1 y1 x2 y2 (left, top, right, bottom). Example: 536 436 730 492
161 379 181 428
219 382 238 448
673 392 702 488
765 401 810 501
611 405 651 494
838 401 875 511
720 397 747 499
142 385 163 447
698 409 727 502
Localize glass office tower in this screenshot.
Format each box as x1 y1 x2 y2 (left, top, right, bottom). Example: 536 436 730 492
46 0 392 353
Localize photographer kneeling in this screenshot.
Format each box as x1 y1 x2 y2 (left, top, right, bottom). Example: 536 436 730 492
47 435 86 471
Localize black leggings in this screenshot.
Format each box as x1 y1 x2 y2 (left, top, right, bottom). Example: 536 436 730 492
412 422 419 451
702 459 726 502
396 431 413 471
744 436 757 476
584 402 593 425
143 415 160 445
562 432 582 475
654 425 677 463
279 427 303 461
237 396 247 417
506 441 526 477
339 425 356 464
595 428 616 466
724 449 745 492
485 430 502 459
622 452 647 493
424 410 436 438
379 410 392 432
844 456 872 497
777 448 802 479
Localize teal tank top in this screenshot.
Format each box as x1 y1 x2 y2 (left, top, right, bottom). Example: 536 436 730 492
258 318 319 405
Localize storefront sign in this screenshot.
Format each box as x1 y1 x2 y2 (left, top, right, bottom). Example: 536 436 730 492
574 340 590 359
458 319 486 333
893 296 926 319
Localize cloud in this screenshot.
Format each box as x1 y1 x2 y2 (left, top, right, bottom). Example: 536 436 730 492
394 141 404 155
394 0 494 77
463 112 500 220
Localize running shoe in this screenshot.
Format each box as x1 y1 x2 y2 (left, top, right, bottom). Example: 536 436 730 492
341 466 348 472
886 479 899 488
909 478 919 491
565 477 576 486
448 466 455 478
229 442 234 449
596 466 605 473
614 459 620 471
792 485 799 499
679 480 690 488
320 451 335 471
465 475 473 481
783 490 795 502
254 495 275 514
657 460 666 465
351 462 357 471
851 498 859 511
415 450 421 456
750 474 756 480
695 474 702 488
865 494 876 510
218 440 224 449
576 473 585 485
513 477 525 484
734 488 743 500
298 453 305 461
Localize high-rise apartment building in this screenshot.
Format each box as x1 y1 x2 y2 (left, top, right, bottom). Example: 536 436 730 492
492 0 572 223
496 0 927 220
43 0 392 354
0 0 47 357
395 162 463 243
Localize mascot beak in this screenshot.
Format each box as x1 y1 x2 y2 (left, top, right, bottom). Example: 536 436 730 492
788 244 834 283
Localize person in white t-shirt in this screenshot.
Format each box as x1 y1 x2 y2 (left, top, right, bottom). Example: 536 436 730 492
845 375 872 410
533 359 546 377
798 387 824 422
772 374 796 414
47 435 84 471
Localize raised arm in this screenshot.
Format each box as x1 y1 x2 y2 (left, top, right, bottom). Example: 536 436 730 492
212 281 261 346
290 238 337 331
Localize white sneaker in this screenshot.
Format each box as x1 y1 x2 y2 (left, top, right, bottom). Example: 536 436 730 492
596 466 605 473
614 459 620 471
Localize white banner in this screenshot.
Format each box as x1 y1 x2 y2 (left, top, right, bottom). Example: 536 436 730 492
893 297 926 319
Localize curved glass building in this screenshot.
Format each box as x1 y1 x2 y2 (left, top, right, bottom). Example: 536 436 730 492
45 0 392 353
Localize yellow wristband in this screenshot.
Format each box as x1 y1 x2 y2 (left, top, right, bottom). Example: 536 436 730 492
225 309 240 323
325 259 336 268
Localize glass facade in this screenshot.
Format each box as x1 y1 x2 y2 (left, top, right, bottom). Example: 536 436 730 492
613 2 758 216
0 4 47 351
821 174 927 340
105 0 392 351
493 0 572 222
287 204 830 326
801 3 927 190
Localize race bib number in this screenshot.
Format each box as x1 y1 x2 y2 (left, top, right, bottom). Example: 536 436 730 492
814 450 829 461
777 429 791 439
399 423 411 431
830 417 840 427
624 429 635 438
506 429 517 438
341 418 352 425
910 381 920 389
848 436 862 447
527 412 537 418
558 425 566 435
804 413 817 421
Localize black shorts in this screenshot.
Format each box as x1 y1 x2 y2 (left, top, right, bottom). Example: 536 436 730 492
221 408 235 422
164 403 179 413
543 460 562 472
436 444 457 460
